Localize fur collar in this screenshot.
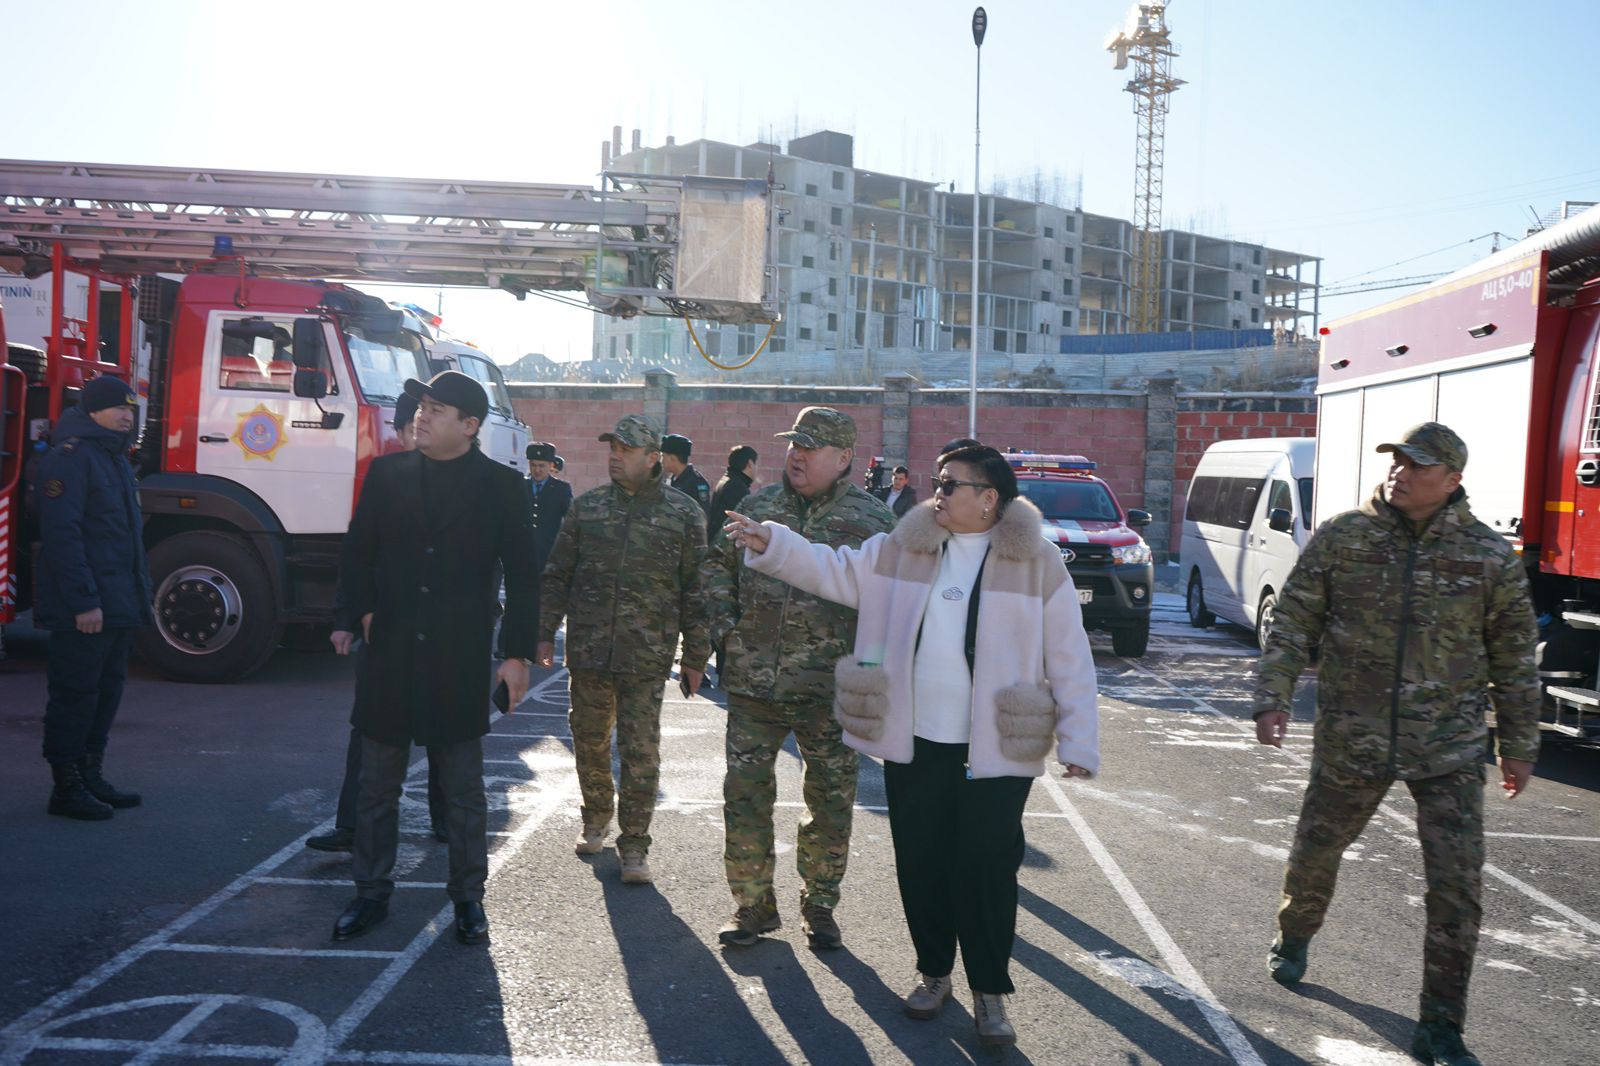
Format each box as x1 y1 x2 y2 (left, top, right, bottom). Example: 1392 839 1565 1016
893 496 1044 561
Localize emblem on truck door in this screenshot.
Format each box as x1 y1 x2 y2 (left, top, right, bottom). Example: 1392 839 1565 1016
232 404 288 462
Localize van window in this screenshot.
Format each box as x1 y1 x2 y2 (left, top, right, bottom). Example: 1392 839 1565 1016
1186 474 1264 529
1298 478 1314 529
1267 479 1293 521
457 354 514 417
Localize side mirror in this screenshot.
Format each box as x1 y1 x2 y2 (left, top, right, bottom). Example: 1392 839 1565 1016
1126 508 1152 528
1268 507 1294 534
293 368 328 399
292 319 327 370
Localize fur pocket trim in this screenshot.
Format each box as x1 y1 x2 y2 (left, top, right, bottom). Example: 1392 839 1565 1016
994 682 1056 761
834 657 890 741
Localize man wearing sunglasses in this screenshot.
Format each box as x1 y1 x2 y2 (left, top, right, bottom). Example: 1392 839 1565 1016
702 406 895 950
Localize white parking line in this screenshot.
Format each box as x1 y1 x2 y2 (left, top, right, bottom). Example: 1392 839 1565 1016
1039 773 1266 1066
1116 659 1600 938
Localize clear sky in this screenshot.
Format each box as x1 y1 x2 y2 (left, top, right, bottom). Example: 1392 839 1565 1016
6 0 1598 366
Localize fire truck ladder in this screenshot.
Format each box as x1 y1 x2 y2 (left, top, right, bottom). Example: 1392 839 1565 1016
0 158 778 324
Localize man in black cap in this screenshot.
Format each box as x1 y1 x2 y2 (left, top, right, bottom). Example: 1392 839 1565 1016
660 433 713 524
524 441 572 575
329 370 538 946
33 375 151 820
306 393 449 853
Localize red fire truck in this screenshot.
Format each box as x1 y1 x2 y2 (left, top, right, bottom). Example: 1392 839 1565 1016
0 159 777 681
1317 203 1600 736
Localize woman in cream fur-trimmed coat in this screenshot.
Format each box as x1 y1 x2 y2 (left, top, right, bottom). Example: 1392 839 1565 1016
728 444 1098 1048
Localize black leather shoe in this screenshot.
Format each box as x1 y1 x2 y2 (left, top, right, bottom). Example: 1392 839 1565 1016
306 827 355 852
332 898 388 941
455 901 489 944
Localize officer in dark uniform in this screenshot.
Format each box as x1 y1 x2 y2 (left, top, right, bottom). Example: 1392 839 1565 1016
661 433 713 523
526 441 572 574
34 375 152 821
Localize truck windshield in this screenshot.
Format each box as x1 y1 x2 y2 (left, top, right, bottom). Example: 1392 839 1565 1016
1017 480 1121 522
346 329 428 403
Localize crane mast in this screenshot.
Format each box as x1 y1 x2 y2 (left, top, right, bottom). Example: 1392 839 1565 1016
1107 3 1183 334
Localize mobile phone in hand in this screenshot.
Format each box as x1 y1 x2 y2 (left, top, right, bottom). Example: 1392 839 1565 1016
492 680 511 714
678 674 693 698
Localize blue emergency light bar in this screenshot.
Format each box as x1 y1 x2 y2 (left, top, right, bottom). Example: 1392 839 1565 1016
1006 454 1097 472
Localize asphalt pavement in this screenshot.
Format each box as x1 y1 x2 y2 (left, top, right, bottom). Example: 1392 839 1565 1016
1 599 1596 1065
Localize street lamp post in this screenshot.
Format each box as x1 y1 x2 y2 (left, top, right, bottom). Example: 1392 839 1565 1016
969 7 986 439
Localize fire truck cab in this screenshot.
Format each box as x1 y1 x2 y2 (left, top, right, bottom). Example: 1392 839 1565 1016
1007 453 1155 657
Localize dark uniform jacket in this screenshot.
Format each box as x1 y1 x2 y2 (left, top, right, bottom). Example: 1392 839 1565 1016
710 469 754 540
1255 485 1542 779
528 475 573 573
702 477 895 705
539 473 711 678
670 463 713 524
33 406 152 631
875 484 919 518
338 448 537 747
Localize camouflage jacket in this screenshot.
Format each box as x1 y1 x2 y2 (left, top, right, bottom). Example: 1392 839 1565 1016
539 473 711 677
703 476 896 704
1255 486 1541 779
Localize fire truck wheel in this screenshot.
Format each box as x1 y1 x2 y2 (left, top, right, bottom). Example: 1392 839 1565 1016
137 531 282 683
1111 619 1150 658
1186 571 1215 628
1255 591 1279 652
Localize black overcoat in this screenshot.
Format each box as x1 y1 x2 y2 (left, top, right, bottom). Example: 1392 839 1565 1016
338 448 536 746
529 476 572 573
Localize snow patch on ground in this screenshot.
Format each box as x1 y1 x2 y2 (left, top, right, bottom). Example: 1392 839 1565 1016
1482 916 1599 961
1312 1035 1415 1065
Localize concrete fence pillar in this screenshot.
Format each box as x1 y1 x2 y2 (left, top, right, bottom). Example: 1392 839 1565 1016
880 372 918 468
642 366 675 430
1143 373 1179 561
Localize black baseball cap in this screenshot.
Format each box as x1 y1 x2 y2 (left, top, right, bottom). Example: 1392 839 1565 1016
661 433 693 460
403 370 488 422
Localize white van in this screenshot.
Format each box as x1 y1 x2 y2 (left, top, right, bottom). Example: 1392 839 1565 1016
426 338 528 474
1180 437 1315 649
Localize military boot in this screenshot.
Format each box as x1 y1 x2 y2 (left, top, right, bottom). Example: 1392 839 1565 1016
1411 1019 1481 1066
619 851 653 884
574 821 607 856
80 753 141 808
48 762 114 821
801 904 843 950
718 900 781 946
1268 934 1311 986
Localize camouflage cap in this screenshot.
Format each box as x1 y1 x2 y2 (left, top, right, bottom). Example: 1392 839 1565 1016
776 406 857 450
598 413 662 450
1376 421 1468 471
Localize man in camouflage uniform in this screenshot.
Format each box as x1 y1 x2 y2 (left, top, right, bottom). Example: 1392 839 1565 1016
703 406 896 949
537 414 711 885
1254 422 1541 1066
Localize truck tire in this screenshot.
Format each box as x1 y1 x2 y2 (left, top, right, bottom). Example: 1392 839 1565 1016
136 530 282 683
1255 590 1278 651
1112 619 1150 658
1186 571 1215 628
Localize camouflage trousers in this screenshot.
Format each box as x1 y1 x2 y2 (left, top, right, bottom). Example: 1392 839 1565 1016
724 693 859 910
1279 757 1485 1027
568 669 666 856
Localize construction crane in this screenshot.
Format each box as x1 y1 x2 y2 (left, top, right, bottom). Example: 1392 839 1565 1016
1107 2 1183 334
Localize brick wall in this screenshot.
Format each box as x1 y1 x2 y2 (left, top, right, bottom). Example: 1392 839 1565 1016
506 371 1317 560
1170 394 1318 550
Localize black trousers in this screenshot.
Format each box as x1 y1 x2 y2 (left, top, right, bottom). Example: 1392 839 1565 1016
352 735 488 903
334 728 447 832
42 628 134 765
883 737 1034 994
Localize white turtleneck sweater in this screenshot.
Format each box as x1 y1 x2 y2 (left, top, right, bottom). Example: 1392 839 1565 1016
910 528 992 743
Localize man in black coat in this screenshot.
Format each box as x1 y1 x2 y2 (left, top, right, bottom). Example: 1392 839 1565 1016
33 376 151 821
661 433 713 524
329 371 537 946
709 445 759 541
873 465 918 519
525 440 572 574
